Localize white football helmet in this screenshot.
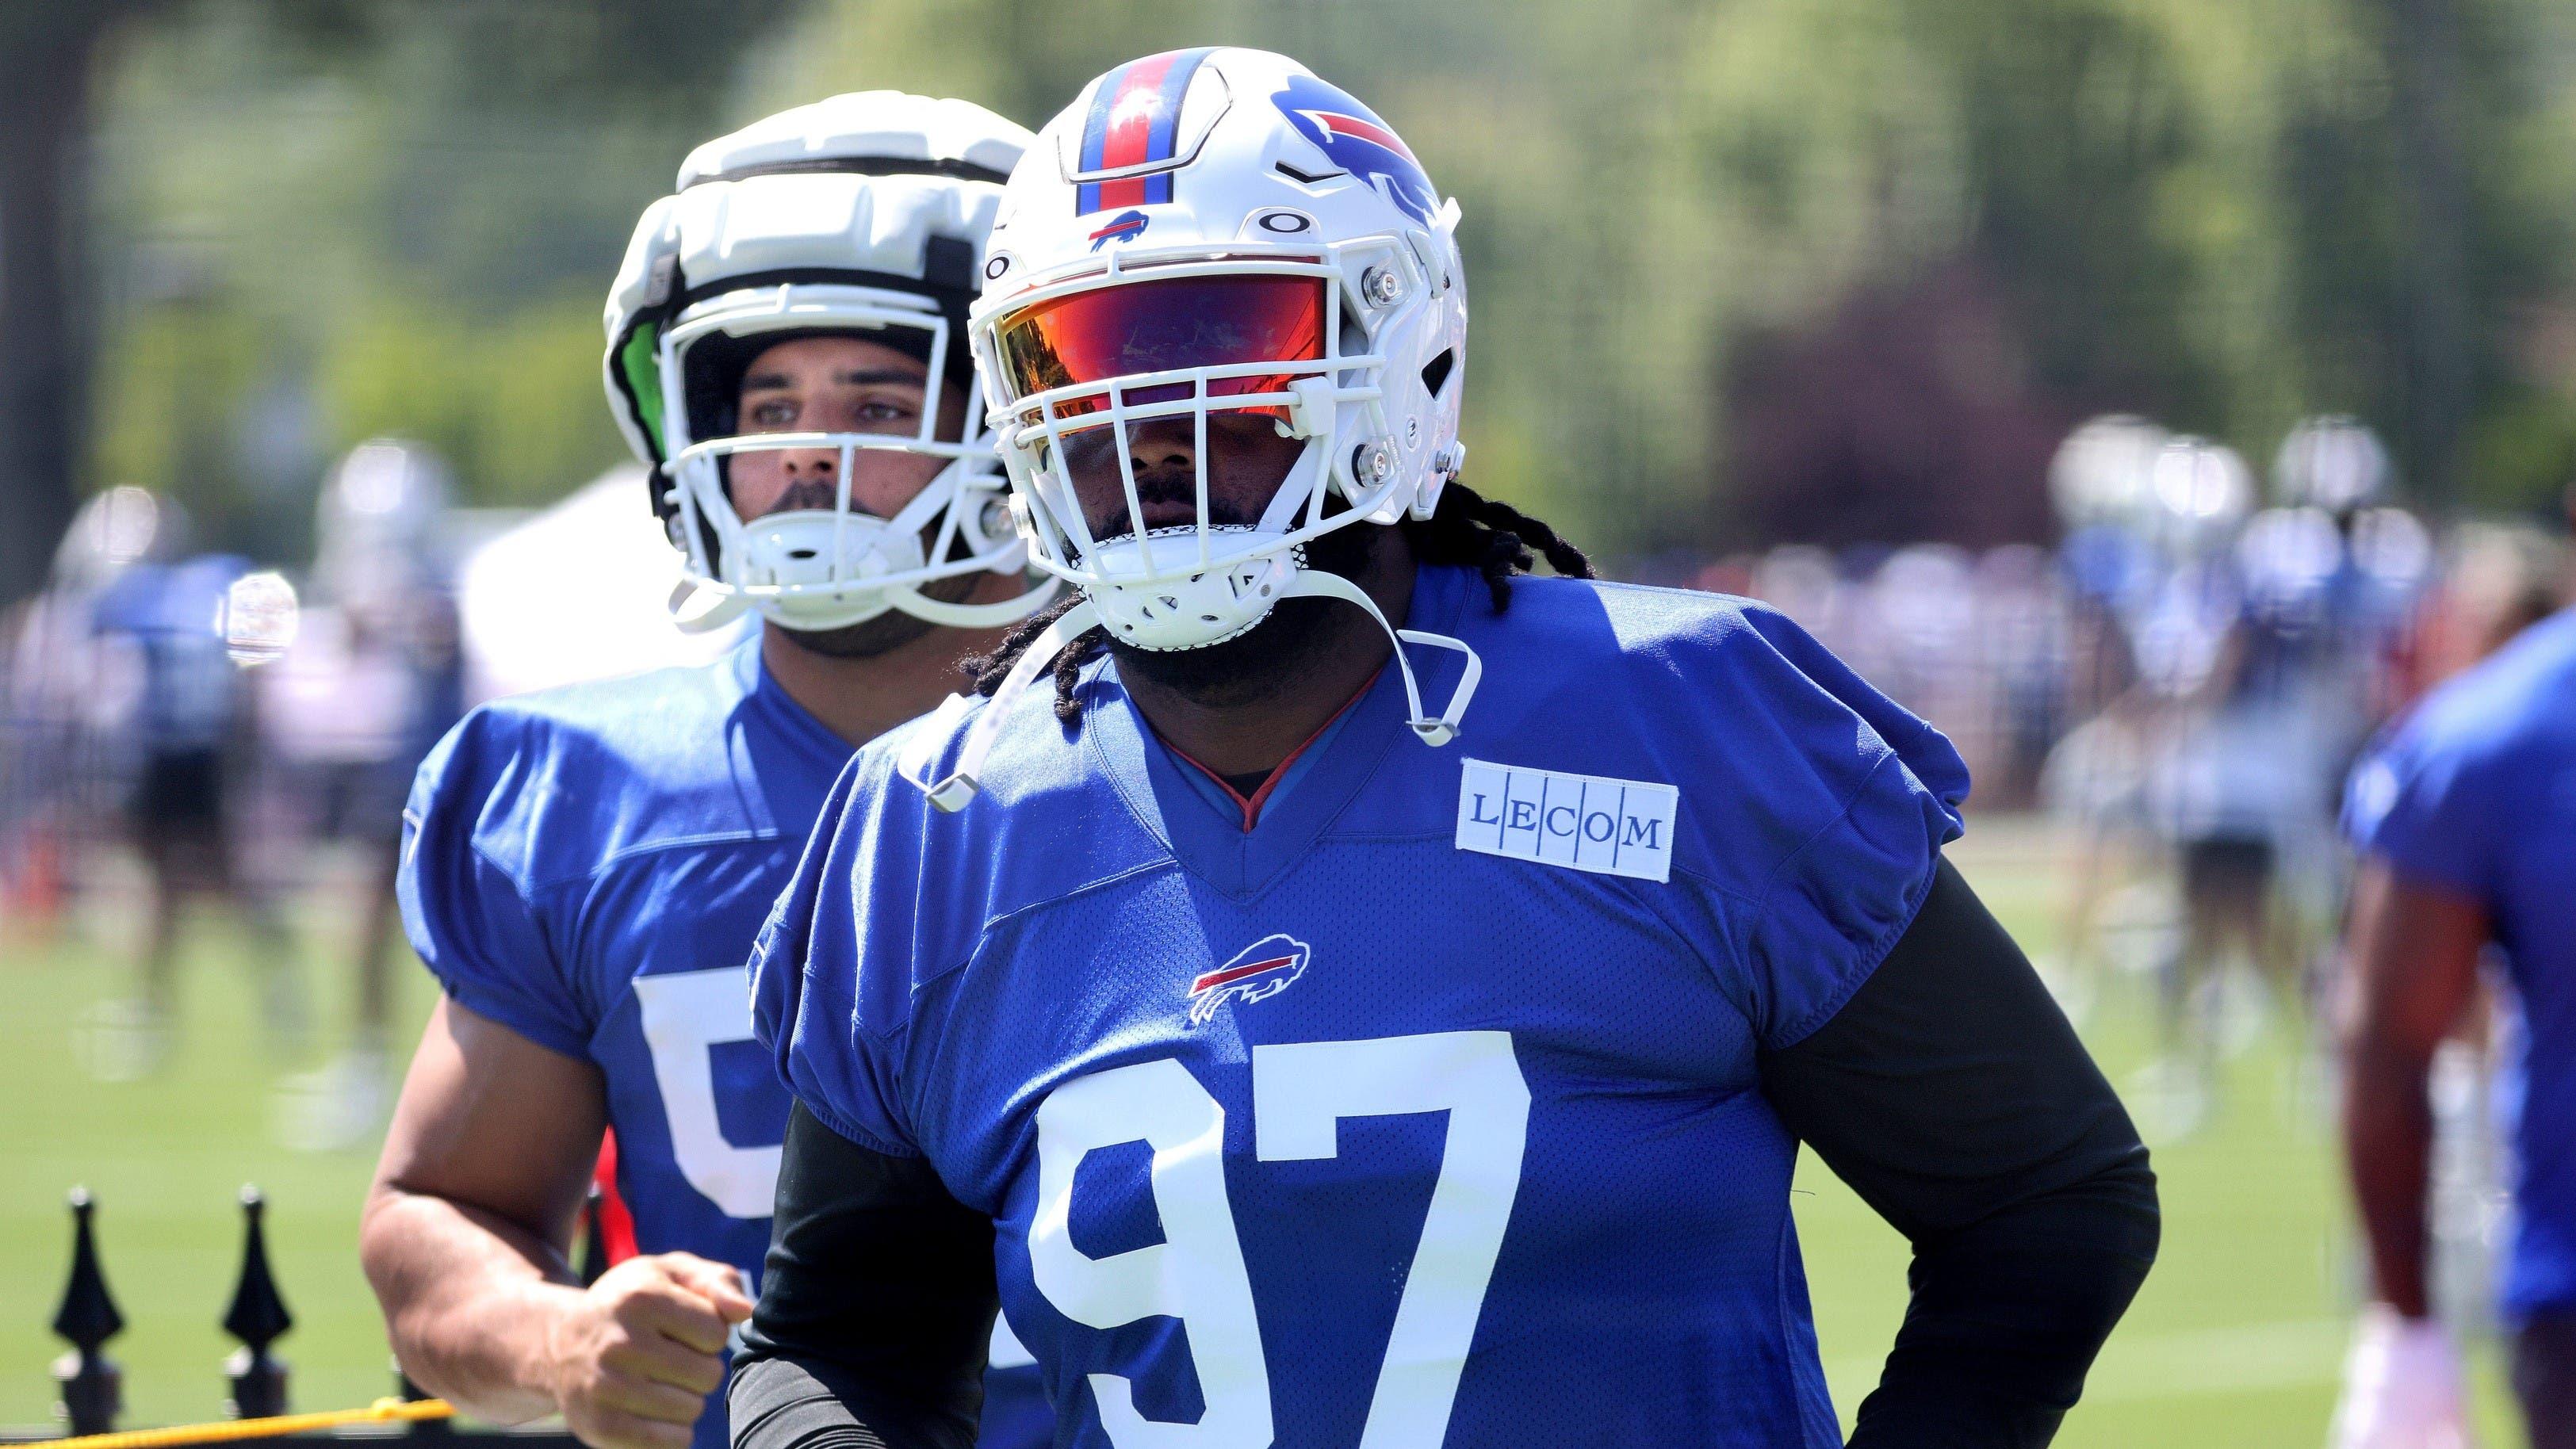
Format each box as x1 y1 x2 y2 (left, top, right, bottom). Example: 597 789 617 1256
913 50 1477 806
2275 415 2393 514
2050 415 2169 533
314 438 454 610
603 92 1055 633
2148 436 2254 558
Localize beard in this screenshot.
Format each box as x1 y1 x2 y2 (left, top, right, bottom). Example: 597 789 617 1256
1099 505 1385 708
777 607 940 660
771 555 985 660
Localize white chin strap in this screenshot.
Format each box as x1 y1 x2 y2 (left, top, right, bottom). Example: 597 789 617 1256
668 574 1060 635
901 568 1481 812
670 580 753 635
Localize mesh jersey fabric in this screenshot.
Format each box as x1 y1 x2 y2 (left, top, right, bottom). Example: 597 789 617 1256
400 637 1042 1449
753 564 1969 1448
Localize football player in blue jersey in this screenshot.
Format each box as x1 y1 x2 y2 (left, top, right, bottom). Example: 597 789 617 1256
88 505 297 1076
2333 590 2576 1447
733 49 2157 1449
359 94 1057 1449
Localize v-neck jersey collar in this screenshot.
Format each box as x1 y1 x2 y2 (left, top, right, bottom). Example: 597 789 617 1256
1154 663 1384 831
1083 564 1474 898
729 634 859 776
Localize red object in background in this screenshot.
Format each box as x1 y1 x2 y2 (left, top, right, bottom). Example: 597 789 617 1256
591 1132 639 1265
2 824 66 945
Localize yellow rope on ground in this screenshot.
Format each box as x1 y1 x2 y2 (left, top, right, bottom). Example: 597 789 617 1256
45 1397 454 1449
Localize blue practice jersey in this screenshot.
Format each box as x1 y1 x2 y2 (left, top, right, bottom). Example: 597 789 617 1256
754 564 1969 1448
2345 607 2576 1317
400 640 1042 1449
94 555 252 754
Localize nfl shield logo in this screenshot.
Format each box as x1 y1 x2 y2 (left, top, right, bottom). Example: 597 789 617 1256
1187 934 1311 1025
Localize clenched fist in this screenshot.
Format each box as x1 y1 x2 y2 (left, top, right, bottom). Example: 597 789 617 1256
543 1253 755 1449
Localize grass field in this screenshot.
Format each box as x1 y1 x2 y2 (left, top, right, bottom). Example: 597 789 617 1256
0 820 2532 1443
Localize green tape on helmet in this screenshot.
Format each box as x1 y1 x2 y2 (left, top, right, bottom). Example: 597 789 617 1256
621 323 666 458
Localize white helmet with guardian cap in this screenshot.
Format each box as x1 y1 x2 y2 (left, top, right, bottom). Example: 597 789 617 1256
2149 436 2255 558
2273 415 2393 514
915 50 1478 806
603 92 1056 633
314 438 454 610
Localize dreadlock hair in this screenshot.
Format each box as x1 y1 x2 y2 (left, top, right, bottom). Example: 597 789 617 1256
957 480 1595 723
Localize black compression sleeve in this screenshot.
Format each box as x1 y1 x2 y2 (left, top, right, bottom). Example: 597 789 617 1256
729 1104 999 1449
1759 856 2159 1447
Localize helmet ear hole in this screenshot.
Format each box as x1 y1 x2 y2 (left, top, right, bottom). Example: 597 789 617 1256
1419 347 1456 399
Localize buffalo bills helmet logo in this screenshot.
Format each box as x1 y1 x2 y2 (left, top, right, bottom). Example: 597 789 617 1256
1088 209 1150 250
1186 933 1311 1025
1272 74 1437 227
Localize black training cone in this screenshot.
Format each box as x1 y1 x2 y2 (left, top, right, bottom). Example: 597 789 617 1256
51 1188 124 1436
222 1185 293 1417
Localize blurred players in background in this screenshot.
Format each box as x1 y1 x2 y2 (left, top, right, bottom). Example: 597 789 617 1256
2331 488 2576 1448
2 487 170 940
81 488 299 1080
267 439 466 1150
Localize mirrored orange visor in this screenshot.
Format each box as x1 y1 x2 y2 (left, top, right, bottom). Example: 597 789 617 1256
990 274 1327 425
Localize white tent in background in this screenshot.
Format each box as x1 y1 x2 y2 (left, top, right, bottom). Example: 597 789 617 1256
456 465 744 703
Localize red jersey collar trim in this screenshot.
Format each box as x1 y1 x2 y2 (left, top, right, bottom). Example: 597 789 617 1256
1155 663 1388 832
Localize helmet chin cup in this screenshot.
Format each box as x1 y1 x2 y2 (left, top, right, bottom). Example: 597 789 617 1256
1083 528 1300 652
731 510 917 629
737 510 928 592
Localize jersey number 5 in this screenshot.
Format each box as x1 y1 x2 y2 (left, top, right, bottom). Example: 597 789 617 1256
632 966 779 1218
1029 1030 1529 1449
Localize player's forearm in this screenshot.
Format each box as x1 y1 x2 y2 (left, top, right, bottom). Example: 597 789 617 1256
1847 1173 2160 1447
2341 1038 2437 1318
730 1105 998 1449
730 1350 918 1449
361 1185 586 1424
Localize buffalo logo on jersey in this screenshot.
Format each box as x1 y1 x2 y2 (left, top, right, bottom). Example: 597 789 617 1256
1087 209 1150 250
1273 72 1437 226
1186 934 1311 1025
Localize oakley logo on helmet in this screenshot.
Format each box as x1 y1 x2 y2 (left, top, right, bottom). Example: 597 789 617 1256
1087 209 1150 250
1252 208 1316 235
1187 934 1311 1025
1273 73 1437 226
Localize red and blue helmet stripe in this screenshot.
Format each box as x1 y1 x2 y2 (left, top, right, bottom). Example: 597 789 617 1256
1075 48 1217 216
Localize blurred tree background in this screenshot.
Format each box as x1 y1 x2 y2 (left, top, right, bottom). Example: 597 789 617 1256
6 0 2574 601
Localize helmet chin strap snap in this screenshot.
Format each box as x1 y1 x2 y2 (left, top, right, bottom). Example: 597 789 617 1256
901 568 1482 812
901 601 1102 812
1279 568 1480 746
